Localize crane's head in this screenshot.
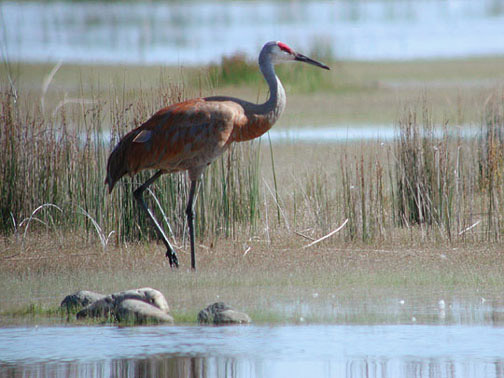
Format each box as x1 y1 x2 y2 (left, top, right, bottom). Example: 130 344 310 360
261 41 330 70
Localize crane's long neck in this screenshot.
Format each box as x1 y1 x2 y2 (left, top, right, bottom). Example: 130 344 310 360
231 54 286 142
259 54 286 125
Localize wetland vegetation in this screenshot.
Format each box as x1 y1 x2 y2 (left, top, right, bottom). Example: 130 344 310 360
1 56 504 324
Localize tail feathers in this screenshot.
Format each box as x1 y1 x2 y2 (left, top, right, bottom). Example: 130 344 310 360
105 134 134 193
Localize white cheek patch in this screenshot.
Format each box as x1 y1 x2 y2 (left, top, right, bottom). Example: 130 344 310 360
272 52 295 65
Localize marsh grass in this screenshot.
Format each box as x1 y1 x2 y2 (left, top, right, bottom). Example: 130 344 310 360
394 104 457 233
2 234 504 325
393 93 504 241
2 61 504 270
0 73 264 248
3 80 504 254
3 59 504 327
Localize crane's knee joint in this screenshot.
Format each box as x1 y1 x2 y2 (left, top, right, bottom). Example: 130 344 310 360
133 187 144 201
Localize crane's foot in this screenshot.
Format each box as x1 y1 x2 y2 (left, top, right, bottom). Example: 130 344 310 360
166 250 179 268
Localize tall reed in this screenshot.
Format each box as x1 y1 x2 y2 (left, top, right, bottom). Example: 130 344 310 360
478 89 504 240
0 77 262 247
2 67 504 249
292 94 504 244
392 93 504 241
394 104 457 238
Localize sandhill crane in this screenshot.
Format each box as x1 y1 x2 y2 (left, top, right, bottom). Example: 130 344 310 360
105 41 330 270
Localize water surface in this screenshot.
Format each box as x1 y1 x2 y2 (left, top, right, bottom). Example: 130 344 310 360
1 324 504 377
2 0 504 65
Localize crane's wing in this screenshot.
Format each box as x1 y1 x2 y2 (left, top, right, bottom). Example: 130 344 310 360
105 98 247 192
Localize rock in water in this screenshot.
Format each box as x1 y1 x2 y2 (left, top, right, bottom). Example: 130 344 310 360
110 288 170 313
198 302 251 325
69 287 171 324
61 291 106 312
116 299 174 324
76 296 115 320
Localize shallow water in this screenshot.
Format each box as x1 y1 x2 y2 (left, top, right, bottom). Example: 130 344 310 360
266 124 481 143
1 324 504 377
1 296 504 377
268 125 396 143
2 0 504 65
93 124 476 147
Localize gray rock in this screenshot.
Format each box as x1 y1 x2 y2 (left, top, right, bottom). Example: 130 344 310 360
214 309 252 325
76 296 115 320
198 302 232 323
61 290 106 312
116 299 174 324
110 288 170 313
72 287 171 324
198 302 251 325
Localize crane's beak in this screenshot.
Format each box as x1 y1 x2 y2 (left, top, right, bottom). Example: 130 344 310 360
295 53 330 70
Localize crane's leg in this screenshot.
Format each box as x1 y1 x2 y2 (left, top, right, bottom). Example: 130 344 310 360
133 170 179 268
186 179 198 270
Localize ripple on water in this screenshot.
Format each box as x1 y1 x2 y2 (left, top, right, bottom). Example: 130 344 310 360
1 324 504 377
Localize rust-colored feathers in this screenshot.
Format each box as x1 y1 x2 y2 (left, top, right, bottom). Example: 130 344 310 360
105 97 274 192
105 128 137 193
